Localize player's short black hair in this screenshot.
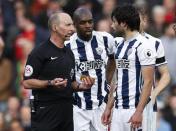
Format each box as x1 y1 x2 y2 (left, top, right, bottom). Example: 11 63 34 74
111 4 140 31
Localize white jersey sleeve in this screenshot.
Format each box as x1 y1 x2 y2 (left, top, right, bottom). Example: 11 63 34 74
156 40 167 66
137 41 157 66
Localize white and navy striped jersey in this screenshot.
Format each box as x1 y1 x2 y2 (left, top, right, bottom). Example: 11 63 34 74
65 31 115 110
144 32 167 112
114 33 157 109
144 33 167 66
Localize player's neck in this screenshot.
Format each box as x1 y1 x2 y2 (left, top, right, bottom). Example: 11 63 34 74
140 28 145 35
78 33 92 42
125 30 139 41
50 34 64 48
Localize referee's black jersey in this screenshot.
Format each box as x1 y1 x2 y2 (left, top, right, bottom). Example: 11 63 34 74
24 39 75 102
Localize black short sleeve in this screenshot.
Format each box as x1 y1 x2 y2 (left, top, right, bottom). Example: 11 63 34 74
24 49 44 80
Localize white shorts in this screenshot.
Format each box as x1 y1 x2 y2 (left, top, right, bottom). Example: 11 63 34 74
73 103 108 131
142 101 157 131
111 108 142 131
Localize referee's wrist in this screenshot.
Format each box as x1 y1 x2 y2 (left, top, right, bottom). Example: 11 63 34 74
47 80 53 86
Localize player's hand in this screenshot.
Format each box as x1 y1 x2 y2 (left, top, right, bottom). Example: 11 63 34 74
128 111 142 129
52 78 67 88
79 75 95 90
101 107 112 126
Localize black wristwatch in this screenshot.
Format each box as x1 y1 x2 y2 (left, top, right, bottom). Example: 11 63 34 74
48 80 52 86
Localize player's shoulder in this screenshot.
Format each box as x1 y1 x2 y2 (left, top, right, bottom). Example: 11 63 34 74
114 37 124 43
137 34 157 54
135 34 154 49
136 33 150 44
144 33 161 43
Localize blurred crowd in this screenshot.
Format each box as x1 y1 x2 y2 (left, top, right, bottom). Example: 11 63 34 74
0 0 175 131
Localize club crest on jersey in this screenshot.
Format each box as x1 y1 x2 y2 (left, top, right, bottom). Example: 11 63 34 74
95 47 103 55
144 49 154 58
25 65 33 77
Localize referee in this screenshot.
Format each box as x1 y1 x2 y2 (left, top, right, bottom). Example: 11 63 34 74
23 12 95 131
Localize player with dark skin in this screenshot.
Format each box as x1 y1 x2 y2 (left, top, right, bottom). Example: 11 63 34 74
68 8 115 131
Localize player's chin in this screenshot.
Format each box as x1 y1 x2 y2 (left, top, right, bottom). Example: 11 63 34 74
85 31 92 35
84 32 92 38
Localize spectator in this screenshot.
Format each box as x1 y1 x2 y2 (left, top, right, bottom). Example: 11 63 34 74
157 101 172 131
148 5 166 37
162 85 176 131
0 37 13 110
8 119 24 131
20 106 31 131
163 0 176 24
0 112 6 131
96 18 112 33
34 0 63 30
4 97 20 125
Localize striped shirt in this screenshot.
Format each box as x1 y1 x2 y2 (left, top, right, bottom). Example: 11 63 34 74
114 33 157 109
144 32 167 112
65 31 115 110
144 33 167 66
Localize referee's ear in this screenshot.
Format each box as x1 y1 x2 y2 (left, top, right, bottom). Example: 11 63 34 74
52 24 58 32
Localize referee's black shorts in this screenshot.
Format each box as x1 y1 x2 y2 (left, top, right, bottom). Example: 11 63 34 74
31 101 73 131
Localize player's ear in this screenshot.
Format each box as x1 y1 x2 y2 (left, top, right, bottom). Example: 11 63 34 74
120 22 126 27
120 22 127 30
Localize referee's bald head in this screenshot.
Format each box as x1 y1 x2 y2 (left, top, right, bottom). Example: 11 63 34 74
48 12 72 31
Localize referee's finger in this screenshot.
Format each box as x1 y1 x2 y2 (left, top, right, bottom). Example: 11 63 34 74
56 80 67 86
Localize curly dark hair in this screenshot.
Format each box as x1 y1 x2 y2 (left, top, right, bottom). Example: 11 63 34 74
111 4 140 31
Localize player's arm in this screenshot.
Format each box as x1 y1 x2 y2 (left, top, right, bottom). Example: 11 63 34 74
151 40 170 103
136 65 154 112
71 76 95 92
101 84 115 125
103 57 116 125
156 64 170 94
129 41 157 128
106 56 116 85
106 33 116 85
106 84 116 110
129 65 154 128
151 64 170 103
